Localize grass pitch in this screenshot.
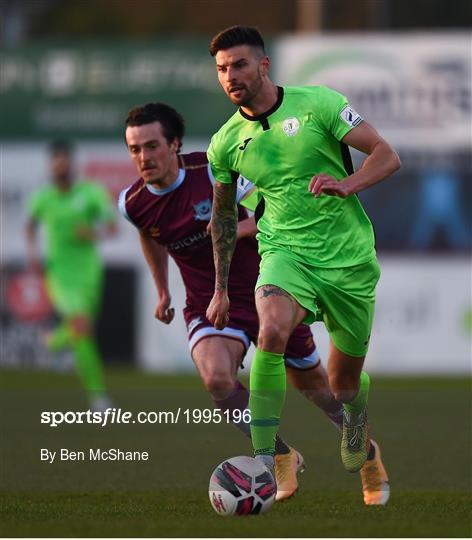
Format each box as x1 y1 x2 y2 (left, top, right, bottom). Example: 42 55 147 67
0 369 470 537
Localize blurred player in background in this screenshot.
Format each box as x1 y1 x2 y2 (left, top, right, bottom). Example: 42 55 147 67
119 102 387 504
26 140 117 411
206 26 400 504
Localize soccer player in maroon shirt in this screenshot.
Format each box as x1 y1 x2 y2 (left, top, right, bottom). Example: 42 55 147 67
119 102 387 503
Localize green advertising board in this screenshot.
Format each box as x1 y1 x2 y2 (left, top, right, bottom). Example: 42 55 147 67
0 39 241 139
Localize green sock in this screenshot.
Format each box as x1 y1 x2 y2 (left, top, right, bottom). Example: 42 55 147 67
71 336 106 396
47 322 72 352
249 348 286 457
344 371 370 416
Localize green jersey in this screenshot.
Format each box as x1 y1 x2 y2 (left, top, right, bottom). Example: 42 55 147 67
28 180 115 275
207 85 376 268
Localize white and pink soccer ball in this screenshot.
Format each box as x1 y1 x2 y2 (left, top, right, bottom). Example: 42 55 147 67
209 456 276 516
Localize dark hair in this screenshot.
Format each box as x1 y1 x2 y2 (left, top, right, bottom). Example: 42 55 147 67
209 25 265 57
49 139 73 155
125 102 185 152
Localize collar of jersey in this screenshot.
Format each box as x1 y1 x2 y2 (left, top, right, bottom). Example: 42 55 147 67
238 86 284 122
145 168 185 196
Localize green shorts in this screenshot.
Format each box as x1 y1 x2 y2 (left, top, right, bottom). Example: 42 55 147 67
256 251 381 357
45 267 103 319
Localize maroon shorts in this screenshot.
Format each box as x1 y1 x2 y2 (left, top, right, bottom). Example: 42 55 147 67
184 305 320 370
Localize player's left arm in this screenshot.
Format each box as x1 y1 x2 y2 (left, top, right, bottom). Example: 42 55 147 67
76 220 117 241
95 184 118 238
309 121 401 198
77 183 118 241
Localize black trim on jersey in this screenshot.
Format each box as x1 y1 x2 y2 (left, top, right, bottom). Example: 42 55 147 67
260 118 270 131
340 142 354 175
340 142 378 248
238 86 284 131
254 196 265 223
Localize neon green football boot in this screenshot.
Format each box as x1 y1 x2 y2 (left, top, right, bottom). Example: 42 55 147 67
341 407 369 472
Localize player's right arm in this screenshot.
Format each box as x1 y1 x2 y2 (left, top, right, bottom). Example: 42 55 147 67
207 159 259 240
206 180 238 329
25 219 42 272
206 134 239 330
139 231 175 325
118 184 174 324
25 190 44 272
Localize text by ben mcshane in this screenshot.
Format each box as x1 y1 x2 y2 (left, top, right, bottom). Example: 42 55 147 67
40 448 149 463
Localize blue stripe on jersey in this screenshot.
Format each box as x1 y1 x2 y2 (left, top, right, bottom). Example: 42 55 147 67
118 186 134 225
145 168 185 196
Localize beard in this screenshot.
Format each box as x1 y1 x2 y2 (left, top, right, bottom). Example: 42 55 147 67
228 70 264 108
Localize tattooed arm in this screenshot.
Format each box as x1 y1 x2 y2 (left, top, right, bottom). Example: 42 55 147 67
206 180 238 329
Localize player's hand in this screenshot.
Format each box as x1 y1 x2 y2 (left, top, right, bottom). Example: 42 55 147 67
155 293 175 324
206 291 230 330
309 174 352 198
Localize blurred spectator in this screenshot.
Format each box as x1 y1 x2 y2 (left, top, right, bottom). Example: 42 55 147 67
409 165 470 250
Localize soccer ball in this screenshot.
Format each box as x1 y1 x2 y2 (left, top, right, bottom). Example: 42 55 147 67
209 456 276 516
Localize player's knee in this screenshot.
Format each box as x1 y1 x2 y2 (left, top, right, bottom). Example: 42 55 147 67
258 321 290 351
202 371 235 400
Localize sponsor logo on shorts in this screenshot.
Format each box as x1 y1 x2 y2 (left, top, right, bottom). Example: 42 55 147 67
282 117 300 136
340 105 363 128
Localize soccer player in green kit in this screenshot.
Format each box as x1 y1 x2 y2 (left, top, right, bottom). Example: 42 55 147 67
26 140 117 411
206 26 400 505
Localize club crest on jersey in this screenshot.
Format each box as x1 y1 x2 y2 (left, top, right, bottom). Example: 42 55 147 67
282 117 300 137
193 199 212 221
